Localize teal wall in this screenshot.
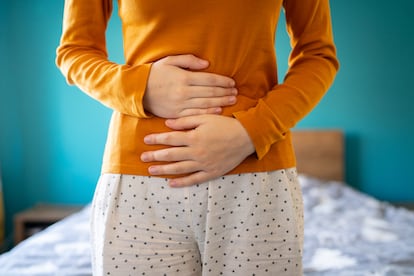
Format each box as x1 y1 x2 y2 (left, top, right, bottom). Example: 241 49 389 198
306 0 414 200
1 0 413 242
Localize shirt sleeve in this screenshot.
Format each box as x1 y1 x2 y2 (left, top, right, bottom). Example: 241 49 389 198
55 0 152 118
233 0 340 160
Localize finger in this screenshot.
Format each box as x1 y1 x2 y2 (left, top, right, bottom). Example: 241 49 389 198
143 131 190 146
169 171 211 188
141 147 192 163
160 54 209 71
148 161 200 176
188 71 236 88
165 115 205 131
178 107 222 117
188 85 238 98
186 94 237 109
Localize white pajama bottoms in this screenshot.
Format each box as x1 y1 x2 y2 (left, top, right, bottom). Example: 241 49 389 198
91 169 304 276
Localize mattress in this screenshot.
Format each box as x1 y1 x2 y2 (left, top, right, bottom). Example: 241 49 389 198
0 175 413 275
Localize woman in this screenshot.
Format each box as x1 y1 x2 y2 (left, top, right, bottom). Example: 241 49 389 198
56 0 338 274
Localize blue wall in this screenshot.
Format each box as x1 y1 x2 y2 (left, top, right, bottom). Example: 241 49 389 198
1 0 413 241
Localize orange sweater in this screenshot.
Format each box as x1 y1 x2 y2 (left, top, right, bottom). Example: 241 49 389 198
56 0 338 177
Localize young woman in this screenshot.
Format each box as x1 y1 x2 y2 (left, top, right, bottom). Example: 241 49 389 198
56 0 338 274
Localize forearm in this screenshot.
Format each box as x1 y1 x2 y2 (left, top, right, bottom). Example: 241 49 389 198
233 0 339 159
56 0 152 118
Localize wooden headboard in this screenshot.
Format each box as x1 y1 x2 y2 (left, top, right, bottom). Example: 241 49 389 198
291 130 344 181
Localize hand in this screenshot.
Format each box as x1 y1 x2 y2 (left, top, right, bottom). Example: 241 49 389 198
143 54 238 118
140 114 255 187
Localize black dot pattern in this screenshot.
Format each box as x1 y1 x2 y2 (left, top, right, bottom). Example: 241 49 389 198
90 169 304 275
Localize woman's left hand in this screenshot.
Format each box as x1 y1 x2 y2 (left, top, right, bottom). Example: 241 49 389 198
140 114 255 187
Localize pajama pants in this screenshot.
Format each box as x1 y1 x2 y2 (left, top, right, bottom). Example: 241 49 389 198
91 169 304 276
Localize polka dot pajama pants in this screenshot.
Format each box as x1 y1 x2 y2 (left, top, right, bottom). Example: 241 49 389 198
91 169 304 275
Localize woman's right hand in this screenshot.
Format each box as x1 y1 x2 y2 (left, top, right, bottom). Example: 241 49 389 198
143 54 237 118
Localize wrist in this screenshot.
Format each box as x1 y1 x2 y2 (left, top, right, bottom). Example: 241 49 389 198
234 118 255 157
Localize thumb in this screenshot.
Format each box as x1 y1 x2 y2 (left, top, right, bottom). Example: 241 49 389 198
165 115 205 130
161 54 209 70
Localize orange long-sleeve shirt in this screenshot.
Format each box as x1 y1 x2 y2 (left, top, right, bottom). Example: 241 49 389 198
56 0 339 177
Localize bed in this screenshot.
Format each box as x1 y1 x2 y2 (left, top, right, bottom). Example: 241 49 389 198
1 130 413 275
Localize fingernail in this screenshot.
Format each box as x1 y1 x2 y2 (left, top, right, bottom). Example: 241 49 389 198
144 135 151 144
232 88 238 95
140 153 149 162
148 166 158 174
229 96 237 104
165 119 174 126
199 59 209 66
169 180 178 187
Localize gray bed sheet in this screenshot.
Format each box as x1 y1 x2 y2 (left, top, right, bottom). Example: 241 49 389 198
300 176 414 276
0 175 413 275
